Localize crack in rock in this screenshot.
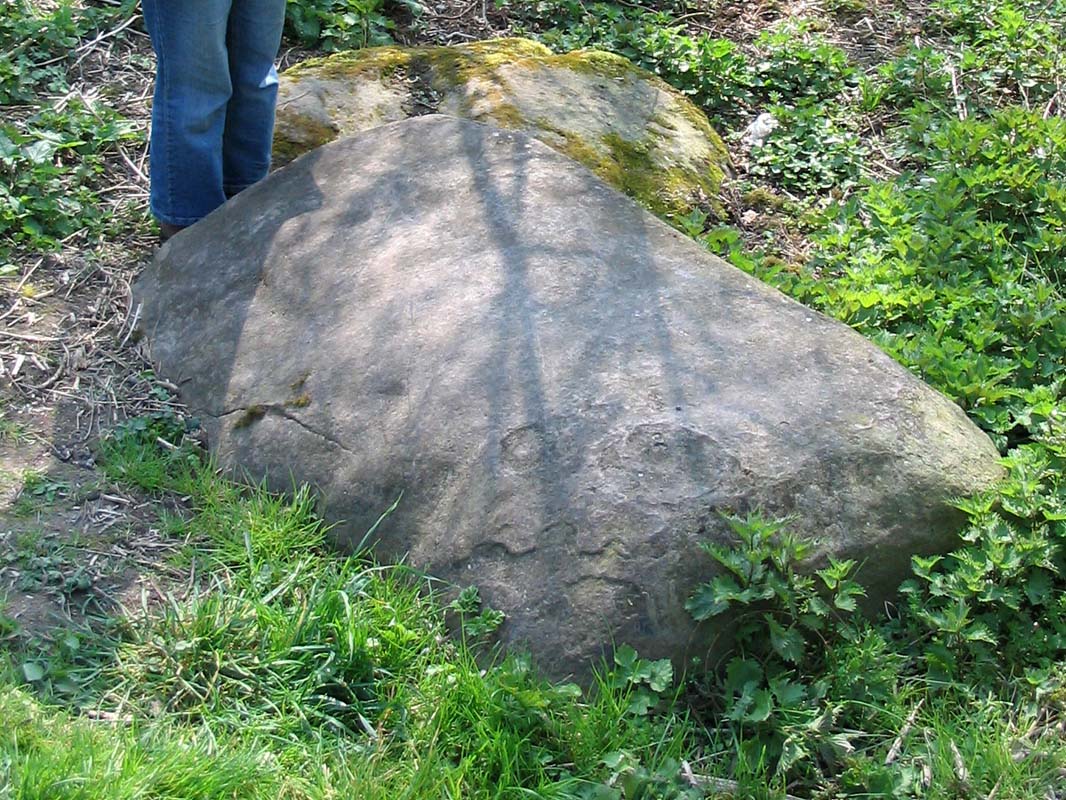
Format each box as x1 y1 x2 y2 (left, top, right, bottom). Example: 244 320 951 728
215 404 355 455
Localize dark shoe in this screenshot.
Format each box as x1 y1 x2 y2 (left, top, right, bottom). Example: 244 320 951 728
159 221 187 243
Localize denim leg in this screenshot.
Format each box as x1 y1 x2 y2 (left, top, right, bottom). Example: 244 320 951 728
142 0 234 226
222 0 286 197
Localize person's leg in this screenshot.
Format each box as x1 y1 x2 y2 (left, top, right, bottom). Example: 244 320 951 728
221 0 287 198
142 0 234 227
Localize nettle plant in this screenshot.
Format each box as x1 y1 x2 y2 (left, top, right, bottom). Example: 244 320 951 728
749 23 855 106
686 512 869 777
769 108 1066 446
900 429 1066 685
864 47 952 113
0 0 102 105
928 0 1065 111
628 25 753 116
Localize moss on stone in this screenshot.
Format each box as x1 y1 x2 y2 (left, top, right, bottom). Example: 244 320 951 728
551 48 636 79
408 38 551 93
668 96 731 168
290 373 311 393
234 405 266 429
479 101 529 129
649 112 679 132
599 133 695 219
276 38 731 223
272 116 338 166
284 46 414 82
544 124 608 175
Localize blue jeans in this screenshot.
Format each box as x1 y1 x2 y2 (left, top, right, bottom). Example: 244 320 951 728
142 0 286 226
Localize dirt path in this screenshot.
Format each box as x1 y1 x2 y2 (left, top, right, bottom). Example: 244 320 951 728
0 235 187 641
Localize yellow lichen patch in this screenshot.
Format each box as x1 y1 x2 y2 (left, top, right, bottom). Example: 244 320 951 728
601 133 710 219
283 46 414 83
275 37 731 222
272 115 338 167
478 101 529 130
415 38 554 88
551 48 637 79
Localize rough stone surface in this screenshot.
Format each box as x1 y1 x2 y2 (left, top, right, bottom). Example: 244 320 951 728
135 115 1003 679
274 38 730 218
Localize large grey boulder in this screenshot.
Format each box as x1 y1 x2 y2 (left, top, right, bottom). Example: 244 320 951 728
135 115 1002 679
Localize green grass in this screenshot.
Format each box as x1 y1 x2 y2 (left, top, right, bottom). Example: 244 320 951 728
0 687 306 800
0 415 32 445
4 427 710 799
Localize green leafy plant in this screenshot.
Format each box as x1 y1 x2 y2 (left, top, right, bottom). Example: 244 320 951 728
0 1 106 105
750 23 855 105
930 0 1065 110
0 1 141 261
687 512 866 778
626 24 754 115
897 430 1066 684
607 645 673 717
867 46 952 112
285 0 409 50
768 109 1066 445
748 106 865 194
448 585 506 638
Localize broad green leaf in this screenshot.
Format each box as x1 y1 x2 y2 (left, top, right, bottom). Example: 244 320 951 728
646 659 673 692
626 688 655 716
613 644 638 670
747 688 774 722
768 617 805 663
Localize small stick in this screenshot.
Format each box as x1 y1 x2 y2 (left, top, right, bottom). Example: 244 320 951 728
119 303 141 349
72 14 141 64
680 761 805 800
950 740 971 791
0 331 62 343
116 144 148 184
886 698 924 765
949 66 968 120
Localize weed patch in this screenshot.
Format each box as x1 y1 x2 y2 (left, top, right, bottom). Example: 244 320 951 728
0 1 142 264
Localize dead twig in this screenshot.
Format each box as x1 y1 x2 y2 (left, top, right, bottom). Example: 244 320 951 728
949 65 969 120
885 698 924 765
950 740 971 793
680 761 805 800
